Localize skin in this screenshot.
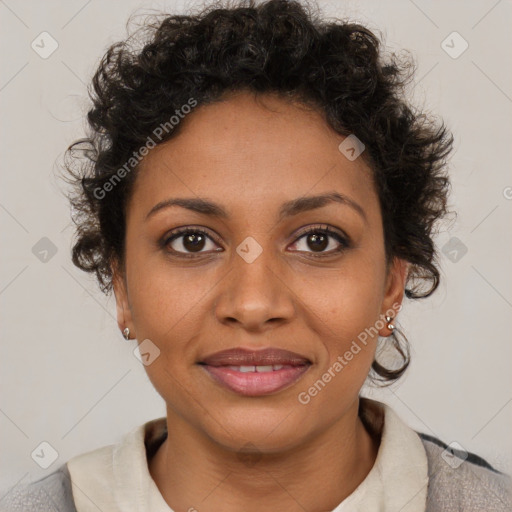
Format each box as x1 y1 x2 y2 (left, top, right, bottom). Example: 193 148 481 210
112 90 408 512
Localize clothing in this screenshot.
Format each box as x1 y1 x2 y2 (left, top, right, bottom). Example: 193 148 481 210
2 398 511 511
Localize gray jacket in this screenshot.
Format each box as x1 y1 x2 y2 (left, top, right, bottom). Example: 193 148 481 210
1 433 511 511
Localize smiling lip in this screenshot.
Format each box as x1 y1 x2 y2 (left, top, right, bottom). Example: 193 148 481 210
200 347 311 367
198 347 312 396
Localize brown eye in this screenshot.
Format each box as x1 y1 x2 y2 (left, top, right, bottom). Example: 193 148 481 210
305 232 329 252
290 225 350 256
181 232 206 252
162 228 221 257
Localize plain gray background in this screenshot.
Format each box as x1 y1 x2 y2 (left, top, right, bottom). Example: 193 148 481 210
1 0 511 495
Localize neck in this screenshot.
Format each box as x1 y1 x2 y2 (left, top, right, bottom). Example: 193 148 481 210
148 398 380 512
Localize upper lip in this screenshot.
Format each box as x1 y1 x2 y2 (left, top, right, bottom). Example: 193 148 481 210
199 347 311 367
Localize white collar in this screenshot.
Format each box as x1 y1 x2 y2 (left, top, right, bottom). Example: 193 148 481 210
333 398 428 511
67 398 428 512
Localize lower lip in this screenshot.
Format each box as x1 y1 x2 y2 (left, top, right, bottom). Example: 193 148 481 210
200 364 311 396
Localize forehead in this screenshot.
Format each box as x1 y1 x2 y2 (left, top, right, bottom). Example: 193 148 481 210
129 91 379 222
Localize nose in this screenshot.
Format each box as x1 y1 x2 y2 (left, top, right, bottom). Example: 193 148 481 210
214 245 296 332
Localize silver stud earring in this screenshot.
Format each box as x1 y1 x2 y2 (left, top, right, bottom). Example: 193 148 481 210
385 316 395 331
123 327 131 340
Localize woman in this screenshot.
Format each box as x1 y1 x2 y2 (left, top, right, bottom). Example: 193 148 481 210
4 0 510 510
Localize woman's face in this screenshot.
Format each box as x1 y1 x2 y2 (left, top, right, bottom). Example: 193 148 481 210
113 91 407 453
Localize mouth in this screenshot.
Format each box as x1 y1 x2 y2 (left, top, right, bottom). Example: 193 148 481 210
197 347 312 397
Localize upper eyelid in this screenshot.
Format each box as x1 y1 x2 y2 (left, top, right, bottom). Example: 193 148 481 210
164 224 349 249
165 226 220 245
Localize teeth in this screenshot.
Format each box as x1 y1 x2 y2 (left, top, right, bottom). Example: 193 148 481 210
255 365 274 372
226 364 289 372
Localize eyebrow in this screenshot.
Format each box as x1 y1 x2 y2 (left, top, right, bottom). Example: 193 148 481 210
145 192 367 224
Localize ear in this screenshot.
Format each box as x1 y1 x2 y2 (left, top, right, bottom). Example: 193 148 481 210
111 259 135 339
381 257 409 321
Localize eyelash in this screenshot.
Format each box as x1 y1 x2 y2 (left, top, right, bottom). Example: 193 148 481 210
160 224 350 260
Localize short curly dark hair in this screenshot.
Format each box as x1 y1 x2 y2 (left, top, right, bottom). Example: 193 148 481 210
62 0 454 385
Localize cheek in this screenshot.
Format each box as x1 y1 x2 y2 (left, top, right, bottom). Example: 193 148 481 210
298 252 384 338
126 247 207 337
292 254 383 386
294 270 381 415
125 259 207 399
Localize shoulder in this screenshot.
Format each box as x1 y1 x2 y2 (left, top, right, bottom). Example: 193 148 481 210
418 432 512 512
0 464 77 512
